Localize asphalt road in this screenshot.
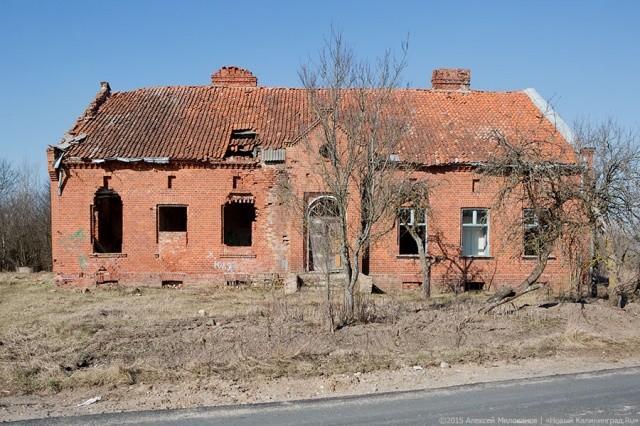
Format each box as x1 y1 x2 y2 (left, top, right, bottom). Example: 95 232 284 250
15 367 640 425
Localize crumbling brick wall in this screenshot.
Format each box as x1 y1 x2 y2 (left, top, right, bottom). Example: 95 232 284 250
49 156 290 286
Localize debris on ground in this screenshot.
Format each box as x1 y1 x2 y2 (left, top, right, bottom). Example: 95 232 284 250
76 396 101 407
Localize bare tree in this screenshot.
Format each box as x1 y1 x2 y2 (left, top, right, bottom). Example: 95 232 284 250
394 177 434 298
478 119 640 311
0 158 51 272
296 30 413 320
0 158 14 269
478 130 585 312
574 120 640 306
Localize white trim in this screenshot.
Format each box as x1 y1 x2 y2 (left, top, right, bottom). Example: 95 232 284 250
522 88 575 145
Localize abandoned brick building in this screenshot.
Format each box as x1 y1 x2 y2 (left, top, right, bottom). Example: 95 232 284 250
48 66 586 291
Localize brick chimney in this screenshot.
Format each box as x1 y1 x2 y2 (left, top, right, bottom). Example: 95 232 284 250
211 66 258 87
431 68 471 91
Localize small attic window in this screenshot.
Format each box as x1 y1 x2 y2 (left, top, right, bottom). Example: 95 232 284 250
226 129 257 158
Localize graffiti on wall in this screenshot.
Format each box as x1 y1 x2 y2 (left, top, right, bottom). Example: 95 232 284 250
213 261 235 272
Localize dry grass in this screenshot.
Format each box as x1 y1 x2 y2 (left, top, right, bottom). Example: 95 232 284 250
1 272 639 397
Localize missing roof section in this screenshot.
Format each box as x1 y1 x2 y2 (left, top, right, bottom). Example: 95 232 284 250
91 157 170 164
226 129 258 158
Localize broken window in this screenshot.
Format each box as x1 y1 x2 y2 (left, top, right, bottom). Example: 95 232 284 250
223 202 255 246
92 188 123 253
461 209 489 257
398 208 426 255
523 208 550 256
158 205 187 232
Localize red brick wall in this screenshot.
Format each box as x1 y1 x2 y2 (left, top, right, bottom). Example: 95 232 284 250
49 146 585 292
368 168 584 292
49 160 291 286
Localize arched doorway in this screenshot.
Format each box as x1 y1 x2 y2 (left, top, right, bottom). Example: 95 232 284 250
307 196 341 272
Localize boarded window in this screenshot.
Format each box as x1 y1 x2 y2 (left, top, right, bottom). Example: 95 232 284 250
92 189 123 253
461 209 489 257
158 205 187 232
398 208 426 255
223 203 255 246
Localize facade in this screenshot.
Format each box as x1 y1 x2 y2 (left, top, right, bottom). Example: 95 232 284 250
48 66 586 291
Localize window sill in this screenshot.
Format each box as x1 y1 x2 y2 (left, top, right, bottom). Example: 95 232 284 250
220 253 257 259
460 255 493 260
397 254 421 259
522 255 556 260
91 253 127 258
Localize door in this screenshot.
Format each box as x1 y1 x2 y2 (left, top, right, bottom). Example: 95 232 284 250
307 196 341 272
309 216 341 272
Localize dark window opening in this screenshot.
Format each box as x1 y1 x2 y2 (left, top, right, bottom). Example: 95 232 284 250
464 281 485 291
472 178 480 193
319 143 331 159
398 208 426 255
162 280 183 288
167 175 175 189
523 208 550 256
223 203 255 246
92 189 123 253
158 205 187 232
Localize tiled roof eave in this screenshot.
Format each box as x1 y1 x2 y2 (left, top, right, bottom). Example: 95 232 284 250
61 157 261 169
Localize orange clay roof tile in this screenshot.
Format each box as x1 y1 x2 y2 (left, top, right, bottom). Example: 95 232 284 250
63 85 575 165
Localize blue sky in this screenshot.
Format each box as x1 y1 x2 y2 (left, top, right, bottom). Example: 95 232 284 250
1 0 638 172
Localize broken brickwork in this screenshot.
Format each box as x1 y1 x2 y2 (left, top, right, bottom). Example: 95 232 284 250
49 66 582 290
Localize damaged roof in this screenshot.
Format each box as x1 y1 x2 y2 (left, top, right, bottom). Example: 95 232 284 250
59 71 576 166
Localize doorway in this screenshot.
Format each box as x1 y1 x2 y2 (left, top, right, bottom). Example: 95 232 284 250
307 196 341 272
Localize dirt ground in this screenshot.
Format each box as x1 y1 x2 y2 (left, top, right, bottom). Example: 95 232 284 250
1 273 639 422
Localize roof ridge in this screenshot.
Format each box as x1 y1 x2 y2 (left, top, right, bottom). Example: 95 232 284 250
108 85 526 96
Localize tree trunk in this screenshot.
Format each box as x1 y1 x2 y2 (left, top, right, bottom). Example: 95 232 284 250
340 242 355 320
602 235 620 304
479 283 542 314
345 251 360 320
416 238 431 298
518 250 550 290
325 269 334 333
480 249 550 314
